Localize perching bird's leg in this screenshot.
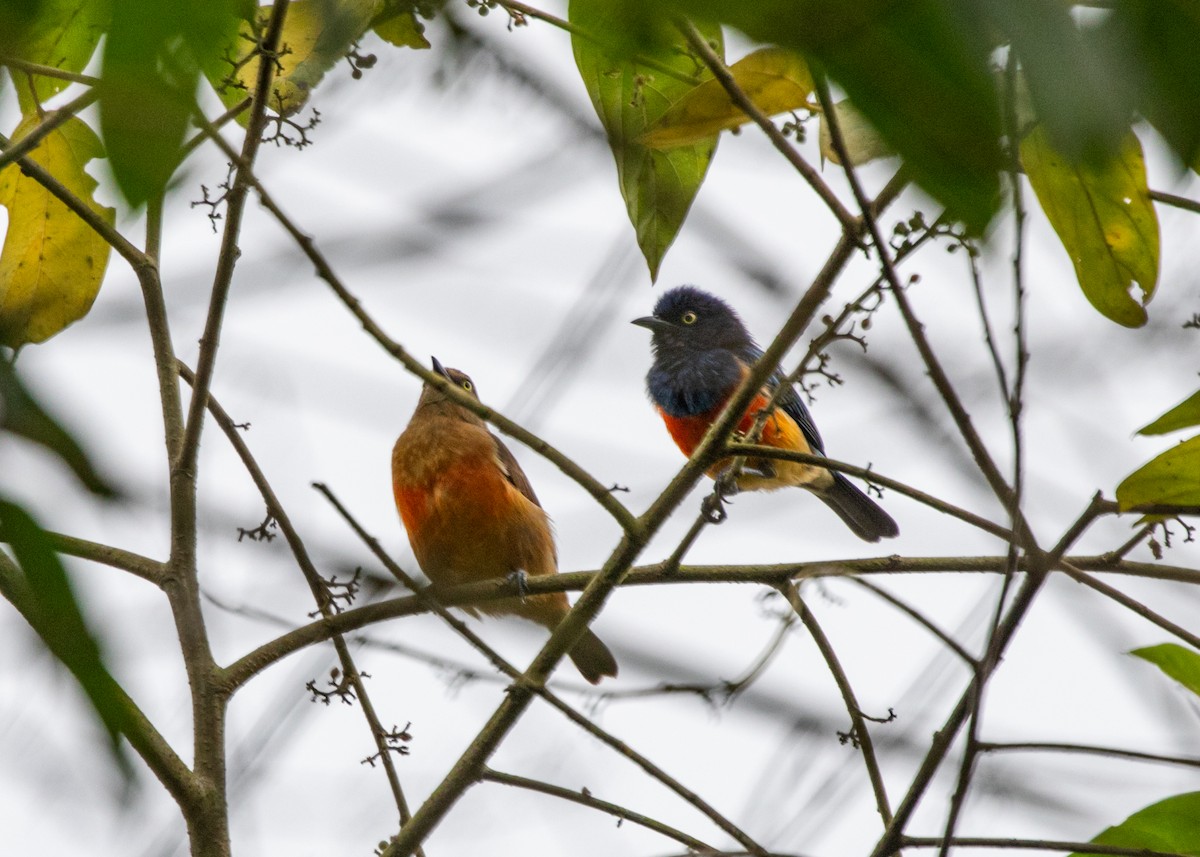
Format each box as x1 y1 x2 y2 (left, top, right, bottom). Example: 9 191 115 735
506 569 529 602
702 468 741 524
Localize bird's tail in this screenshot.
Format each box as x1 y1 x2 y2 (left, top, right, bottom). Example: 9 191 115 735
568 629 619 684
816 473 899 543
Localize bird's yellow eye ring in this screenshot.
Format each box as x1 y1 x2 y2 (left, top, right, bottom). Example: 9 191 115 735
461 380 473 392
681 311 698 324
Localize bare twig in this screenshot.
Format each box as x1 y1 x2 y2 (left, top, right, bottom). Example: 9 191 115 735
784 586 894 828
676 19 859 234
313 484 773 856
978 740 1200 769
480 768 717 853
178 364 422 847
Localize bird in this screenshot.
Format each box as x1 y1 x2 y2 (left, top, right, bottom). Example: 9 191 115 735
632 285 899 542
390 357 618 684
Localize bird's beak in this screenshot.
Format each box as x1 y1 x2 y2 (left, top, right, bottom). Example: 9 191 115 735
431 355 451 379
631 316 674 332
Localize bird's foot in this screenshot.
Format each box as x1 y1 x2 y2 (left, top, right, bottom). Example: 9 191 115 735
506 569 529 602
702 470 741 524
701 492 728 524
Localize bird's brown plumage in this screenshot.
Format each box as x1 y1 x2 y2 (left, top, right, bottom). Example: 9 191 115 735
391 362 617 683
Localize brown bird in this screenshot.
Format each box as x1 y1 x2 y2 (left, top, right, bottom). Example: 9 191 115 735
390 358 618 684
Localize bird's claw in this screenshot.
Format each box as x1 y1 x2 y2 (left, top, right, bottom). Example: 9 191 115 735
506 569 529 602
701 492 728 524
702 471 740 524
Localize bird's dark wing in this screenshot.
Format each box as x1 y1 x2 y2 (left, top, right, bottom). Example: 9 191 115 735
491 433 543 508
741 344 826 454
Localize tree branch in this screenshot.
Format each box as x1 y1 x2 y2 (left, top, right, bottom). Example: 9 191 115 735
177 364 422 846
784 586 894 827
480 767 717 853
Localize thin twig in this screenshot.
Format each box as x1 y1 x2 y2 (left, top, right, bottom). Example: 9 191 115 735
865 493 1109 857
176 0 289 477
725 444 1012 541
978 740 1200 769
1058 560 1200 651
0 131 150 270
225 551 1198 687
676 18 859 234
0 87 100 171
313 484 773 857
1150 188 1200 215
493 0 701 86
480 768 717 853
903 836 1196 857
0 56 100 85
0 528 164 585
186 114 638 533
849 578 977 665
178 364 423 847
784 586 894 828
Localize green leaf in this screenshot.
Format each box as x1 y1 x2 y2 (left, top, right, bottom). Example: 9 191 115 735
1102 0 1200 171
1021 126 1159 328
668 0 1004 233
0 115 114 347
1069 792 1200 857
1138 390 1200 437
0 500 133 781
0 360 117 496
640 47 811 150
569 0 721 280
1116 435 1200 512
100 1 197 206
976 0 1128 163
100 0 241 205
0 0 111 112
1131 644 1200 699
372 0 430 50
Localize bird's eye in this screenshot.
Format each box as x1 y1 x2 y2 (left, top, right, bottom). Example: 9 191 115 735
461 380 473 392
681 311 698 325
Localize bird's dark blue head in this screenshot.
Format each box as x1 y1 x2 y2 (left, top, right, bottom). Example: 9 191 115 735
632 286 758 416
632 285 756 357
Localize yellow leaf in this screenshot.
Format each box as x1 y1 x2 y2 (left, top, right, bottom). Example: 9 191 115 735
0 116 114 348
1021 126 1159 327
641 47 812 149
819 98 894 166
229 0 382 117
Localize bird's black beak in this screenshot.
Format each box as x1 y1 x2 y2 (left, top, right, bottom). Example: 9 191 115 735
431 355 451 380
632 316 675 332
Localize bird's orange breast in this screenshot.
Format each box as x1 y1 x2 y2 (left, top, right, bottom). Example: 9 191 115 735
657 391 817 489
658 391 802 455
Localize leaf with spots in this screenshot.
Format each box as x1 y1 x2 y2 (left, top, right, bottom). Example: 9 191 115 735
1020 125 1159 327
0 115 113 348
